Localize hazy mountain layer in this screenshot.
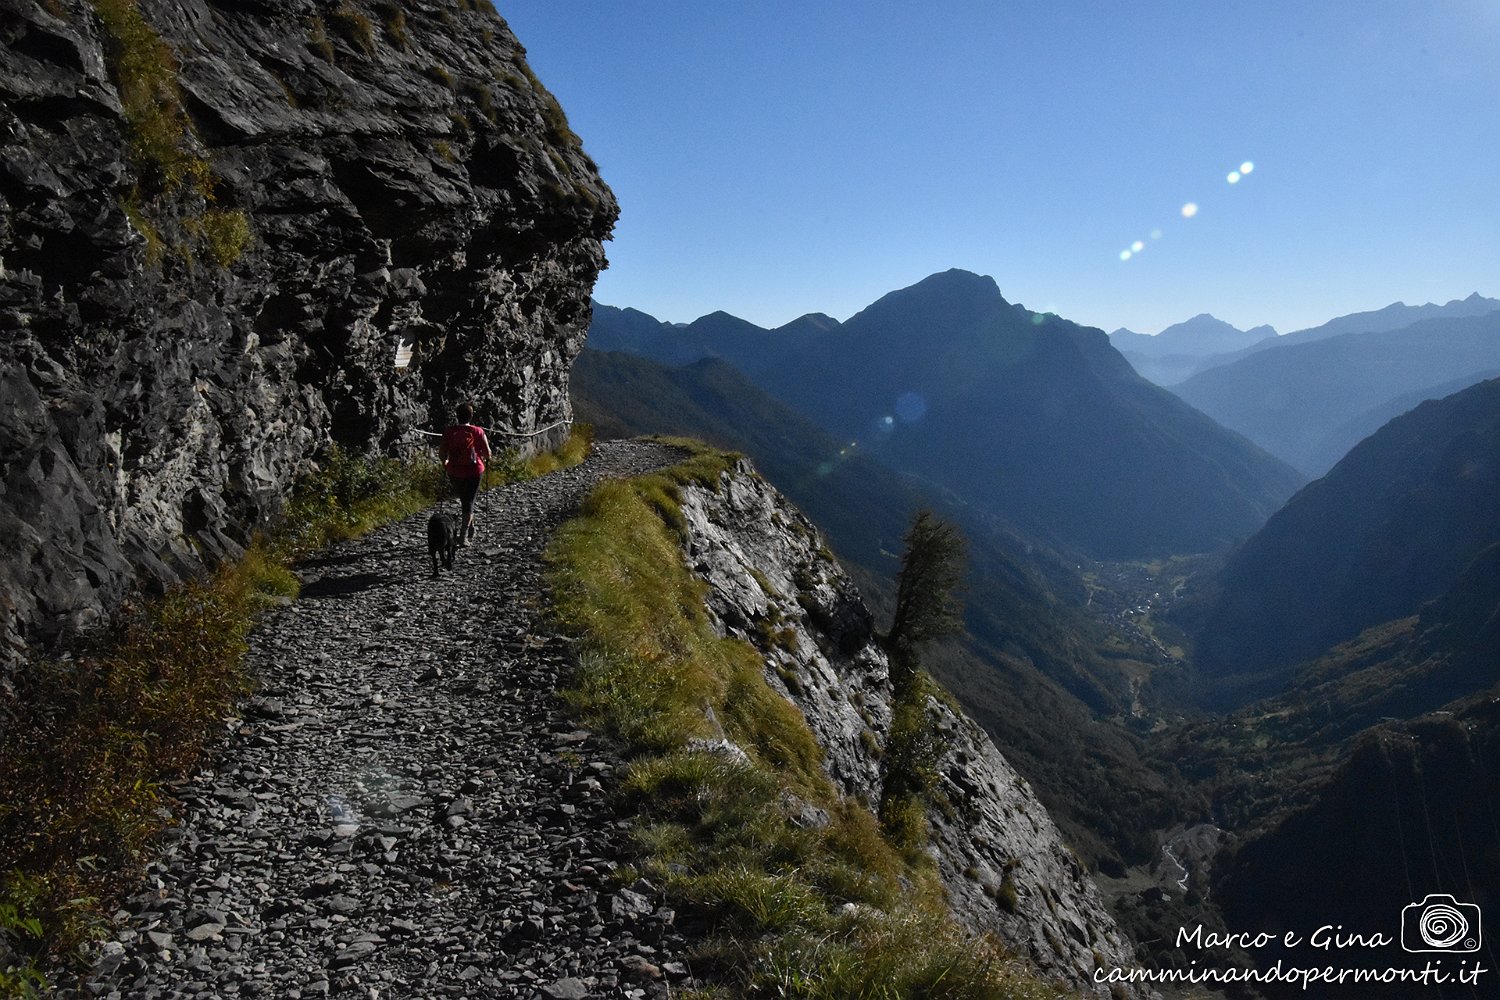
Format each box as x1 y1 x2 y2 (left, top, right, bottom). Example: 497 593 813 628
1305 367 1500 475
1169 292 1500 385
587 303 824 376
1193 377 1500 697
591 270 1305 560
1171 312 1500 476
1110 313 1276 357
1248 291 1500 355
1110 314 1275 386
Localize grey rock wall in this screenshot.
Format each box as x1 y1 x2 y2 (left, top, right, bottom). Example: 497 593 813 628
0 0 615 657
677 462 1150 998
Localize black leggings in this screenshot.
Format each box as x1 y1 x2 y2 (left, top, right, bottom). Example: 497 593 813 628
451 475 481 533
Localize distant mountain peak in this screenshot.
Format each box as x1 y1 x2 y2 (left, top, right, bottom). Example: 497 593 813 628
775 312 842 335
932 266 996 283
845 269 1008 332
1111 313 1274 359
908 268 1005 298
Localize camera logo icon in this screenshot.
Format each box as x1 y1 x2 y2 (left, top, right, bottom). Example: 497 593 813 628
1401 895 1482 953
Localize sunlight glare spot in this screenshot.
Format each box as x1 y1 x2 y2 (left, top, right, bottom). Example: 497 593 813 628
1181 202 1199 218
1227 171 1241 184
1131 240 1145 253
895 391 927 423
1120 249 1133 261
1240 161 1255 174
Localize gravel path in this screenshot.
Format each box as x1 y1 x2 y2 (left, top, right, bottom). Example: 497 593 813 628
60 440 695 1000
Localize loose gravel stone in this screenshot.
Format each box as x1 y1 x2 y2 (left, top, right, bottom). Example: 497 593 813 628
56 442 699 999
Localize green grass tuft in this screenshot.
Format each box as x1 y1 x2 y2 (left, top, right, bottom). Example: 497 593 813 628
91 0 211 195
184 208 251 267
329 1 375 56
878 688 943 854
518 60 582 149
92 0 259 273
523 423 593 478
378 2 408 50
462 81 497 123
306 15 336 62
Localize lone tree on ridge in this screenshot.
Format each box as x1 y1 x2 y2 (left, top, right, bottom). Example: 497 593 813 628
884 508 966 689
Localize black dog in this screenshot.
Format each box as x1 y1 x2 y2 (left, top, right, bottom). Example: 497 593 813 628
427 509 459 577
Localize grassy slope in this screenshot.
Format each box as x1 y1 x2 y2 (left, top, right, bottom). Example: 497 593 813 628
544 441 1079 999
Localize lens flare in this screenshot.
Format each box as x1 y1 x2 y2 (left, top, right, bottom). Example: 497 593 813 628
1150 228 1163 240
1131 240 1145 252
1181 202 1199 218
1240 161 1255 174
1227 170 1241 184
1119 249 1132 261
895 391 927 423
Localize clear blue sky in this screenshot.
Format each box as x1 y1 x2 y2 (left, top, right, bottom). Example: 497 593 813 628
498 1 1500 335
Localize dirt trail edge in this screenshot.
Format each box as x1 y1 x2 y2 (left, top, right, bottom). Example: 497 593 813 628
60 439 692 1000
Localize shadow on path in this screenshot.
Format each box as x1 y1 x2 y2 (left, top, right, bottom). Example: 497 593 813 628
299 572 395 599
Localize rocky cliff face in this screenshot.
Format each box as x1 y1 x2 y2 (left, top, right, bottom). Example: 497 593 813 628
677 462 1147 998
0 0 614 658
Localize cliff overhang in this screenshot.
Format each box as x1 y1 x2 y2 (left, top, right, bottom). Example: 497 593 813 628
0 0 616 657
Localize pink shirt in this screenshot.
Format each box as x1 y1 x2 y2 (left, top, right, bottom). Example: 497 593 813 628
440 424 490 479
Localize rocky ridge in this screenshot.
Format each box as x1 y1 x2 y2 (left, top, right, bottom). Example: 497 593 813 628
1 0 614 659
676 462 1148 998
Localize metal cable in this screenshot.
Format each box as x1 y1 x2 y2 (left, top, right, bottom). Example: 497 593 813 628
410 417 571 439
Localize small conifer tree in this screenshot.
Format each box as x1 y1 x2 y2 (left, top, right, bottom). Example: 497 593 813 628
884 509 966 688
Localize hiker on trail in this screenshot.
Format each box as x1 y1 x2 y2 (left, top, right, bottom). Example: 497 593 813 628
439 402 492 546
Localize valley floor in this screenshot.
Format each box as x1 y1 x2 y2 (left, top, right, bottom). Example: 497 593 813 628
54 440 696 1000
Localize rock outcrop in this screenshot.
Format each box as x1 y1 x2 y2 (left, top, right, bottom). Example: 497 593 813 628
677 461 1148 998
0 0 614 658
